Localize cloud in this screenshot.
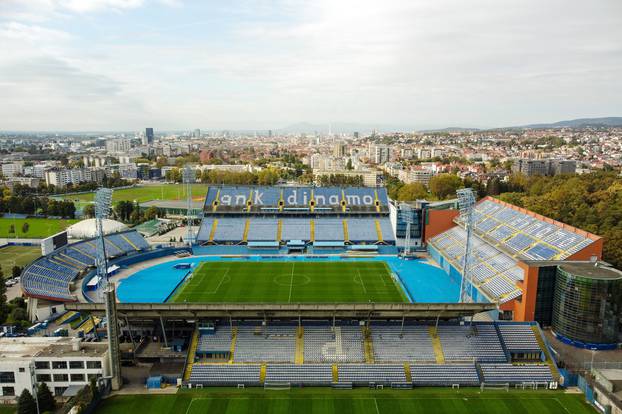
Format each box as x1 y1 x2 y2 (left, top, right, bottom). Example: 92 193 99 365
1 0 621 130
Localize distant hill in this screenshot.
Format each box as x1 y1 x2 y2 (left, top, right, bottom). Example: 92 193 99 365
519 117 622 129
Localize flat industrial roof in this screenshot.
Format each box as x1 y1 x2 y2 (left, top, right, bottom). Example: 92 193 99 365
0 337 108 359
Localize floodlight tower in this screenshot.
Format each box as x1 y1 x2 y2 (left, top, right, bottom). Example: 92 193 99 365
95 188 122 390
182 166 194 246
456 188 477 303
399 203 414 256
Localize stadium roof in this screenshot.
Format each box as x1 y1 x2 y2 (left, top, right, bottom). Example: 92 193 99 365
67 218 128 239
457 197 600 261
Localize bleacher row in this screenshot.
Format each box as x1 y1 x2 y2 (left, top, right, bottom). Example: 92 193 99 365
204 186 389 211
428 226 523 303
189 363 553 386
21 230 150 301
460 199 596 261
196 217 395 244
195 323 543 364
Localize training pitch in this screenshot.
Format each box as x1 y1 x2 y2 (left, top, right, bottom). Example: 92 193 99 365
58 183 210 204
0 245 41 276
0 218 78 239
95 388 596 414
169 261 407 303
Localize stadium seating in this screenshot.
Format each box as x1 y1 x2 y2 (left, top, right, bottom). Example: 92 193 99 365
467 199 596 260
337 364 407 384
234 326 296 363
371 325 436 362
21 230 150 301
265 364 333 385
480 363 553 384
303 326 365 363
196 327 232 356
189 364 261 385
497 324 542 353
436 325 508 363
410 364 480 386
281 218 311 241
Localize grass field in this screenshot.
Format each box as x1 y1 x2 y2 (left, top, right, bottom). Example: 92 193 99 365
0 217 79 239
95 388 596 414
58 184 210 204
0 245 40 276
169 261 406 303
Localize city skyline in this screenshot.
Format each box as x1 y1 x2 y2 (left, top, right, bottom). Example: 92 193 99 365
1 0 621 131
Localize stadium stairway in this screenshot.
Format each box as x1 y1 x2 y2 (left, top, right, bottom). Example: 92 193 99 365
229 327 238 363
59 252 88 267
242 219 250 243
73 245 96 260
475 362 485 383
493 323 512 362
428 327 446 364
374 189 381 213
184 327 200 381
332 364 338 382
342 220 349 243
403 363 412 382
310 220 315 242
260 364 267 384
121 234 139 251
363 327 375 363
531 325 561 381
78 316 100 335
106 237 124 253
295 327 304 364
374 220 383 244
209 219 219 243
56 311 78 325
53 255 83 269
277 220 283 242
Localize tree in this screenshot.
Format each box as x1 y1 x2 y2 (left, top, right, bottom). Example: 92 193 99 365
83 204 96 218
346 158 353 170
429 173 462 200
0 270 7 324
17 388 36 414
37 382 55 413
8 224 15 234
397 183 428 201
12 265 22 278
21 222 29 234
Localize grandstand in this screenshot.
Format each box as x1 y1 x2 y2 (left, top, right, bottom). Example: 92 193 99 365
186 321 556 388
21 230 150 302
428 196 603 321
196 186 394 247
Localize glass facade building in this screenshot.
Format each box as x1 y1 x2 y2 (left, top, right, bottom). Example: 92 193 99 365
552 263 622 345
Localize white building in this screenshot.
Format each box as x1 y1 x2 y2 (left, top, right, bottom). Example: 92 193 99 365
0 337 109 401
106 139 131 154
369 144 390 164
1 162 24 177
45 168 105 189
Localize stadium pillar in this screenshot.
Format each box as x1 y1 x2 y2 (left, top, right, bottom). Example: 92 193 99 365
105 285 122 391
160 316 168 348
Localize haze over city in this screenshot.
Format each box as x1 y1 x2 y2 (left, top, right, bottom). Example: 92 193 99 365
1 0 621 131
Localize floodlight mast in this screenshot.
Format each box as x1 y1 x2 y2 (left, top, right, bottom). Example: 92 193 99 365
182 166 194 247
399 203 414 256
94 188 122 390
456 188 477 303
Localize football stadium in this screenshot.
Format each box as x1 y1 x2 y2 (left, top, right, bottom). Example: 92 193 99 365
13 184 617 412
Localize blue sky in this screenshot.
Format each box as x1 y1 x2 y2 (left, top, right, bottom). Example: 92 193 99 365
1 0 621 131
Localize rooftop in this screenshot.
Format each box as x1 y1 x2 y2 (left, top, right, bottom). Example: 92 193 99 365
559 263 622 280
0 337 108 359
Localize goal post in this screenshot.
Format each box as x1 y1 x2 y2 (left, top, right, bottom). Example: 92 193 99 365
264 382 291 390
480 382 509 392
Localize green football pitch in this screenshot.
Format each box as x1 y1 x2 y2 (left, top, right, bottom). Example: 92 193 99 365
95 388 596 414
169 261 407 303
58 184 210 204
0 217 78 239
0 245 41 276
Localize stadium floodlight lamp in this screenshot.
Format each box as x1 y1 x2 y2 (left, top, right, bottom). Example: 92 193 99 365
399 203 414 224
94 188 113 219
456 188 476 219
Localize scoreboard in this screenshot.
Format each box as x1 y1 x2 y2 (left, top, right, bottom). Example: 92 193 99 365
41 231 68 256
